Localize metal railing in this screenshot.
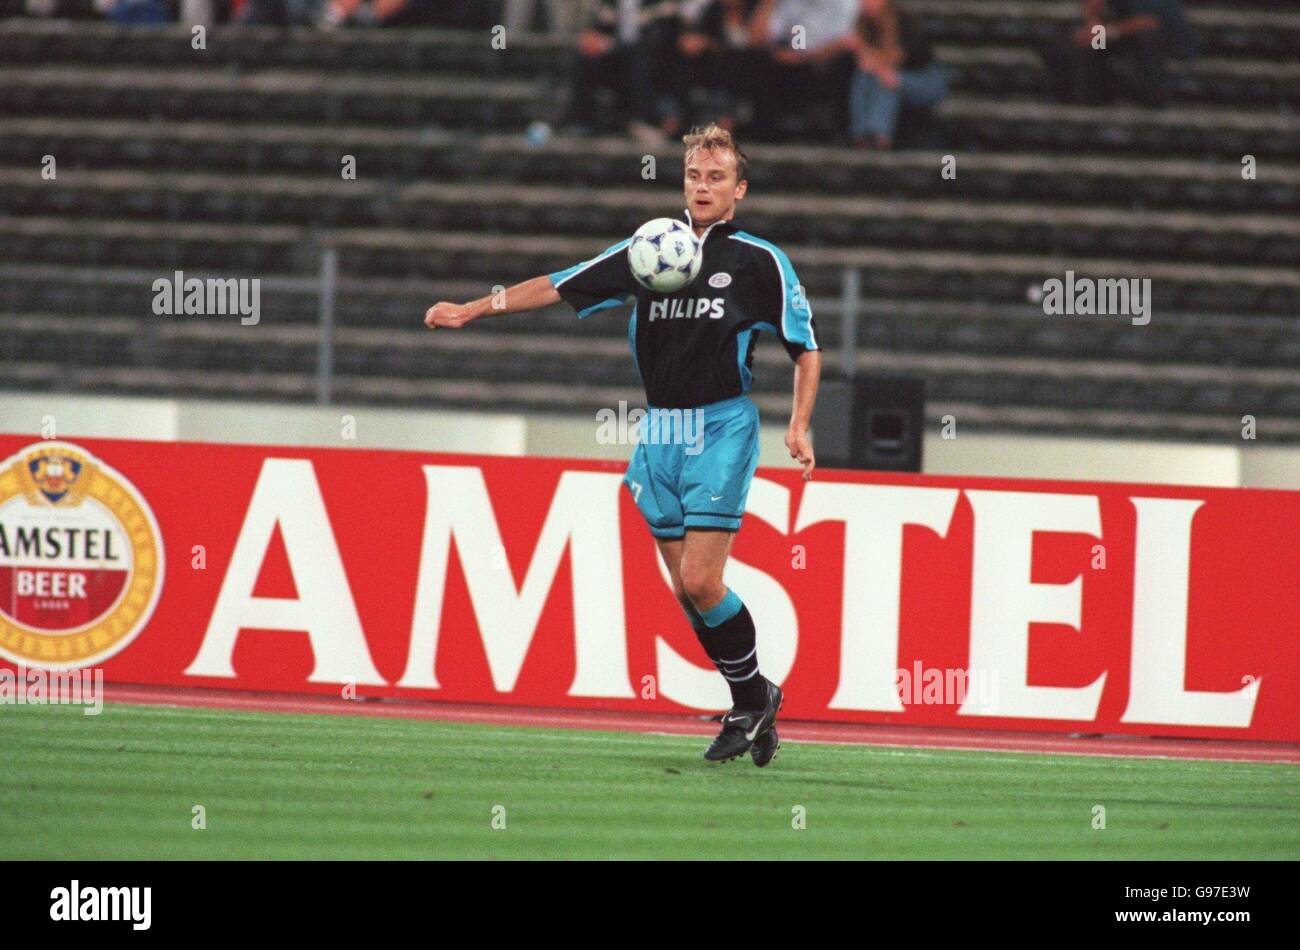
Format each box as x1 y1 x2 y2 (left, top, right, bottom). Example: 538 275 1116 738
2 249 874 406
276 251 873 403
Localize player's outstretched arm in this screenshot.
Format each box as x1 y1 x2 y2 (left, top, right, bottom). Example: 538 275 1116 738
786 348 821 481
424 275 561 329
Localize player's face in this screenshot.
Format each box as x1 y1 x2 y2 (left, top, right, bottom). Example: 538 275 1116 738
684 148 747 230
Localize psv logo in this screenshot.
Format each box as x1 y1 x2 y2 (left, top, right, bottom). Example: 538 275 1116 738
0 442 164 669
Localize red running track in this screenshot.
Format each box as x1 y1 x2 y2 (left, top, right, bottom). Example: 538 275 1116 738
102 683 1300 765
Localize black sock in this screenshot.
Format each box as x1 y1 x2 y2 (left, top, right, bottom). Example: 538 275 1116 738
693 593 767 710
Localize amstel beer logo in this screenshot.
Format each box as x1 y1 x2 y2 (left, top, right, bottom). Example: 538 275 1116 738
0 442 163 669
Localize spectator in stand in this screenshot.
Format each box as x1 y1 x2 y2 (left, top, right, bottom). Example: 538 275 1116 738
505 0 589 36
318 0 431 27
239 0 324 25
179 0 216 31
93 0 169 24
563 0 681 145
666 0 762 135
847 0 946 149
745 0 859 142
1042 0 1199 108
21 0 99 18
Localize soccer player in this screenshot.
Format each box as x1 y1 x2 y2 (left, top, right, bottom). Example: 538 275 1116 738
424 124 821 767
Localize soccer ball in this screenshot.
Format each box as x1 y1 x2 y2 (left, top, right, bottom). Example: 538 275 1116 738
627 218 703 293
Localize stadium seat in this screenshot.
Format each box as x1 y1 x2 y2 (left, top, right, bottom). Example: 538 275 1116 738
0 7 1295 444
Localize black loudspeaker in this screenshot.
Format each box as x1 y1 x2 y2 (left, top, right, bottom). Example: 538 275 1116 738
812 374 925 472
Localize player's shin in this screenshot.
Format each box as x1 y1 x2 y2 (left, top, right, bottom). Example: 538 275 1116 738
692 589 767 711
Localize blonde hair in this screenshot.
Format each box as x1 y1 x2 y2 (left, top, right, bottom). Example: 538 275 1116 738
682 124 748 184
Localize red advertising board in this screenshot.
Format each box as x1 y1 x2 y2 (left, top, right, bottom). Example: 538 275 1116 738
1 433 1297 741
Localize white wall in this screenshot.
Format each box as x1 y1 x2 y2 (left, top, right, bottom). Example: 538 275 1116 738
0 391 525 455
1 390 1296 490
922 431 1245 488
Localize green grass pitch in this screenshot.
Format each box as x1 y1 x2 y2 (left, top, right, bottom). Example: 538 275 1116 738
2 702 1296 860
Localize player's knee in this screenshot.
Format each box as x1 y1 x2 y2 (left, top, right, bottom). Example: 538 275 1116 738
680 568 723 611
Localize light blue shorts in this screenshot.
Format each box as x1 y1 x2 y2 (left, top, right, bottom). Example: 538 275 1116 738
622 395 760 539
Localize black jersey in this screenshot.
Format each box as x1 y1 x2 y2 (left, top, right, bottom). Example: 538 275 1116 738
548 213 820 409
